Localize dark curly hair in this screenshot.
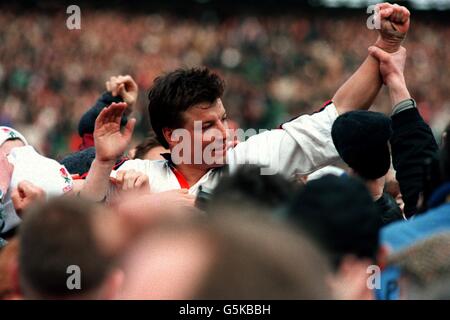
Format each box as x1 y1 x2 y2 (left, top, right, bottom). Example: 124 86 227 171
148 68 225 148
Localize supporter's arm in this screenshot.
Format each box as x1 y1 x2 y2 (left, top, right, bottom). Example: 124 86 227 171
79 102 136 202
369 46 439 217
230 3 411 177
78 75 138 149
333 3 410 114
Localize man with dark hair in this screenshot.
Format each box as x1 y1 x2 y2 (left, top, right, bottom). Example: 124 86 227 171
18 198 123 299
80 4 411 201
287 174 382 299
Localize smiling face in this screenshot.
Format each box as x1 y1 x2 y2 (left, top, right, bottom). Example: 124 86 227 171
164 98 230 169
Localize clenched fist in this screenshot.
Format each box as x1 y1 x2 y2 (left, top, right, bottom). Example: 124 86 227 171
11 181 46 216
375 3 411 53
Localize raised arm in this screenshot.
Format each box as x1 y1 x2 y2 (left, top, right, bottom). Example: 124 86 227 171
369 46 439 217
79 102 136 202
78 75 138 150
333 3 410 114
230 3 412 177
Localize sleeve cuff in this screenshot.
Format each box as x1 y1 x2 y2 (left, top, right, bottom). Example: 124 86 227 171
391 98 416 116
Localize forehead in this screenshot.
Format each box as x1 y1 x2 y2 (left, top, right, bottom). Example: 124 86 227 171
183 99 226 122
0 139 25 154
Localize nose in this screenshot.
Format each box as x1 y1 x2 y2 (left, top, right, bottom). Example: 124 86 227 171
217 120 229 142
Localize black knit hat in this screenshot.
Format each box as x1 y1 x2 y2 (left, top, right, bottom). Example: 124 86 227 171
331 111 393 180
60 147 97 176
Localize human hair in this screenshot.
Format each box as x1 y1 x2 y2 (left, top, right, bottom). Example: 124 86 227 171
288 175 382 269
122 211 331 299
132 133 163 160
18 198 114 299
147 67 225 148
208 164 296 212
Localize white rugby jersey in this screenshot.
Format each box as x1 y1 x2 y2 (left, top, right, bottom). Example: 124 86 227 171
111 102 340 196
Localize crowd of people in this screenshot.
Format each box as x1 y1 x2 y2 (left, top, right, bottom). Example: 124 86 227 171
1 2 450 300
1 6 450 158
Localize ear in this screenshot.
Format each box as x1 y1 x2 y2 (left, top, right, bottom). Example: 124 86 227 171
162 127 175 149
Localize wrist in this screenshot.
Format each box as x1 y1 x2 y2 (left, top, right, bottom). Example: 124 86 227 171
94 158 116 168
375 37 401 54
388 77 411 106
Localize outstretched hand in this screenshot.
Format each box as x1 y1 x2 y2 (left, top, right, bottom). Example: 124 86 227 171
94 102 136 162
375 3 410 53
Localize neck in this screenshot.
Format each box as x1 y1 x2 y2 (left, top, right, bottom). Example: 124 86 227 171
175 163 209 187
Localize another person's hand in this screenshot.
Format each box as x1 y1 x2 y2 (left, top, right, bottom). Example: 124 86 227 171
368 46 411 105
374 3 410 53
106 75 138 107
368 46 406 86
112 169 150 192
11 181 46 216
94 102 136 163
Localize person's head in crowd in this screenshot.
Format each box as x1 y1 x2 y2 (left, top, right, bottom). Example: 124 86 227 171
119 211 331 299
287 175 383 299
0 238 21 300
18 198 123 299
60 147 96 177
0 127 27 155
385 168 405 212
207 165 296 213
332 111 392 181
148 67 231 168
387 233 450 300
129 133 169 160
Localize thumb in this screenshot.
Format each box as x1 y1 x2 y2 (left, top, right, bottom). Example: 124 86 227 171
368 46 390 62
18 181 33 194
118 83 127 98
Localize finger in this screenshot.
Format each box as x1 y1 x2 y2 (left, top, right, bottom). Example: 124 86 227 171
17 180 37 195
122 75 138 89
113 102 127 124
115 170 127 185
125 172 138 190
11 188 20 202
118 83 126 96
110 77 120 96
106 81 111 92
109 102 128 124
368 46 390 62
104 103 119 124
179 188 189 194
134 175 149 189
123 118 136 141
95 105 111 129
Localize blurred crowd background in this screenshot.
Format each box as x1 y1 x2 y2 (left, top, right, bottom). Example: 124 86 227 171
0 0 449 158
